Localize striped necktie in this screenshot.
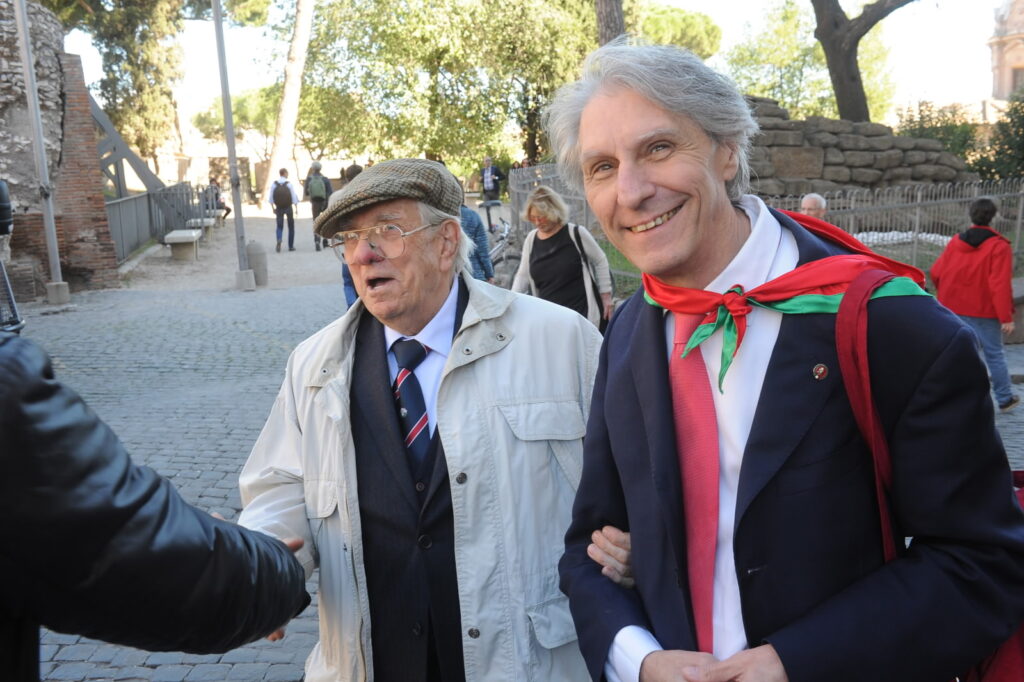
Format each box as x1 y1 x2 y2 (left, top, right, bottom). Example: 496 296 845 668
392 338 430 468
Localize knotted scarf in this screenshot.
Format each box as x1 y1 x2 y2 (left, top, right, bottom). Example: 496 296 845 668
643 210 930 391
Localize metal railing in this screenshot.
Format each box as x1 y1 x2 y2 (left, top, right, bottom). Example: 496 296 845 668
510 166 1024 297
104 182 216 264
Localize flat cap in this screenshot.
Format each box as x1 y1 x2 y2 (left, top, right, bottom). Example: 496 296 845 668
314 158 462 238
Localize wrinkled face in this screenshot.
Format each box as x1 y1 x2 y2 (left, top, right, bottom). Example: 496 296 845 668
344 198 458 335
578 87 742 288
800 200 826 220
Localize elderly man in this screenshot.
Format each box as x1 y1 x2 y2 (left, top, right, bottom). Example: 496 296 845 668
798 192 827 220
547 41 1024 682
238 159 597 682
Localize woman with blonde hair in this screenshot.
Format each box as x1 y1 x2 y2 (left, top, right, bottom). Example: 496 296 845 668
513 185 613 329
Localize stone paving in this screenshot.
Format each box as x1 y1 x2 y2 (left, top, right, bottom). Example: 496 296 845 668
13 206 1024 681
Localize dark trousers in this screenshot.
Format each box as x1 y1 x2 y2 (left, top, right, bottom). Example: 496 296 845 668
482 188 499 202
311 199 327 248
274 206 295 248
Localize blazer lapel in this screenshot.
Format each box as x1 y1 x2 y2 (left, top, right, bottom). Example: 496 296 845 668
735 209 853 526
351 311 420 514
629 300 688 576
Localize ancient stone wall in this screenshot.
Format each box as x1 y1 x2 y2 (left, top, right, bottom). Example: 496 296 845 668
1 1 118 297
746 96 978 198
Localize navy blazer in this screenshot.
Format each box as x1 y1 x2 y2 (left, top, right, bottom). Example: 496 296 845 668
560 209 1024 682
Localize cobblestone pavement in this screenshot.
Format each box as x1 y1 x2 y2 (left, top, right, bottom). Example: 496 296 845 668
15 207 1024 680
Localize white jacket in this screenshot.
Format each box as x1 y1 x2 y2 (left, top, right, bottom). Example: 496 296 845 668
239 275 601 681
513 223 613 327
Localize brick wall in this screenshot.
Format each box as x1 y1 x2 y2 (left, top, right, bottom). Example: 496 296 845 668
9 53 119 296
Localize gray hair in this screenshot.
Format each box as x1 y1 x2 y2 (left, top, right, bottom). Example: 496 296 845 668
544 38 759 201
418 202 474 274
801 193 826 209
523 185 570 226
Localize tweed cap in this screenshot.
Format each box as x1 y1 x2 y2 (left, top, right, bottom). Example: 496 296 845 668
314 158 463 238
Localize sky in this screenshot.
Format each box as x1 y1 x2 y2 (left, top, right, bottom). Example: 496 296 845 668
64 0 1007 125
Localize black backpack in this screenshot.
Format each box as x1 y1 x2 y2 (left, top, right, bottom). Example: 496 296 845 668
272 181 292 207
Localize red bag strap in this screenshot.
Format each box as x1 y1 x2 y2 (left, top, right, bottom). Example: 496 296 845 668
836 268 899 563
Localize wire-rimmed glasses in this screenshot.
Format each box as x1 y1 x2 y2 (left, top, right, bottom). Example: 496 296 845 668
327 223 435 261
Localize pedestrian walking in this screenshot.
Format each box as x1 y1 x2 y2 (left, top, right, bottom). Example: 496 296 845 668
932 196 1020 411
270 168 300 252
304 161 333 251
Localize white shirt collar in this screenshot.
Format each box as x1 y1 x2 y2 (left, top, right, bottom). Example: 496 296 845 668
705 195 784 294
383 277 459 357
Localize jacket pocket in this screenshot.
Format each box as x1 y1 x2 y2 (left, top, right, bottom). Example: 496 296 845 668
526 595 578 649
303 479 339 519
497 400 586 486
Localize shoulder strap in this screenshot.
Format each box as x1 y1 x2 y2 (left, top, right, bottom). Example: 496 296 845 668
836 268 899 562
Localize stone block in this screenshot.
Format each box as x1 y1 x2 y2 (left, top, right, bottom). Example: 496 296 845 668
892 136 917 150
873 149 904 169
782 178 814 195
749 145 770 162
867 136 895 151
843 151 875 167
938 152 967 170
854 121 892 137
883 167 913 182
805 116 854 134
766 130 806 146
851 168 884 184
749 99 790 119
822 166 851 182
837 134 870 151
957 171 982 182
911 164 944 180
759 118 804 130
904 150 928 165
750 161 776 178
933 165 958 181
810 179 843 193
807 131 839 147
914 137 945 151
750 178 786 196
824 147 845 164
769 146 824 178
925 151 941 163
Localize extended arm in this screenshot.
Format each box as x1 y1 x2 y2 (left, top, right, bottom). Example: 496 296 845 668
0 334 309 654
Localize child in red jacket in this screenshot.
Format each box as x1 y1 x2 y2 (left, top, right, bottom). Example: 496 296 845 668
932 197 1020 411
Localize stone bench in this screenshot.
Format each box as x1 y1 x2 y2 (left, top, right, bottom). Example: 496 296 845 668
203 209 227 228
164 229 203 261
185 217 217 240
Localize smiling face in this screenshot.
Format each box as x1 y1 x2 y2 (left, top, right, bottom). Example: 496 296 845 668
345 198 458 335
578 87 749 289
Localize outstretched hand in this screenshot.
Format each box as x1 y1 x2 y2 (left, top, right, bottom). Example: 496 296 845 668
681 645 788 682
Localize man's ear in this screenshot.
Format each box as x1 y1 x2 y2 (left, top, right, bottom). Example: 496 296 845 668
439 219 460 263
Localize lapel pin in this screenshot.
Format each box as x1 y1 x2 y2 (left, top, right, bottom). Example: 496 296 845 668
812 363 828 380
400 407 408 418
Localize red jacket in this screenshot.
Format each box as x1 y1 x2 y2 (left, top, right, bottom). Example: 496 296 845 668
931 225 1015 323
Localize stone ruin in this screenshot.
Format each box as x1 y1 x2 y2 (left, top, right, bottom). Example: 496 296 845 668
745 96 978 198
0 0 117 297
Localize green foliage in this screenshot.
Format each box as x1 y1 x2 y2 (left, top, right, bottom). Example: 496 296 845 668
972 93 1024 179
193 86 280 161
182 0 272 24
725 0 892 121
896 101 978 159
628 3 720 59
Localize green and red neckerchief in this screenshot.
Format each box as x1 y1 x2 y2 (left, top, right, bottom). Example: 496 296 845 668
643 209 930 391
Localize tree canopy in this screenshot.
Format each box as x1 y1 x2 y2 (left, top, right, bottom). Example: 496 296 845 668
726 0 893 121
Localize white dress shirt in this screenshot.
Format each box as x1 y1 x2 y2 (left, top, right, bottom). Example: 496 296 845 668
606 195 800 682
383 278 459 436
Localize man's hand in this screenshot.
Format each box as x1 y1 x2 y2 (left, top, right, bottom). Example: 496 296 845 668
640 650 717 682
266 537 305 642
681 644 788 682
1003 321 1015 335
587 525 634 588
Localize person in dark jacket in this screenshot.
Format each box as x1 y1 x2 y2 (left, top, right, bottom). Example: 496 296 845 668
0 332 310 681
931 197 1020 411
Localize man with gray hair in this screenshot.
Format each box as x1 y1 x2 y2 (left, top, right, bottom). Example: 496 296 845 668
549 41 1024 682
238 158 597 682
798 192 826 220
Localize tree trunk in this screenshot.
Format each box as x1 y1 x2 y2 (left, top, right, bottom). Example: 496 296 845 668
262 0 315 202
596 0 624 45
810 0 916 122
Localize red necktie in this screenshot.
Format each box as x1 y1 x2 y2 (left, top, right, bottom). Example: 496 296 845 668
669 312 719 654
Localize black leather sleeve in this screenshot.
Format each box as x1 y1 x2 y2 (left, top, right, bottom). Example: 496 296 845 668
0 333 310 653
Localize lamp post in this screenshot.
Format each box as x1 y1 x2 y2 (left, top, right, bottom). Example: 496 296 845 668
212 0 256 290
13 0 69 305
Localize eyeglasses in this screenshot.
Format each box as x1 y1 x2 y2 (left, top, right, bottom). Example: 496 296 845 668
328 223 436 261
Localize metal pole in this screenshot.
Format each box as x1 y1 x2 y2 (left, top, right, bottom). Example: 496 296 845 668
1013 179 1024 272
13 0 67 304
212 0 251 277
911 186 922 268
